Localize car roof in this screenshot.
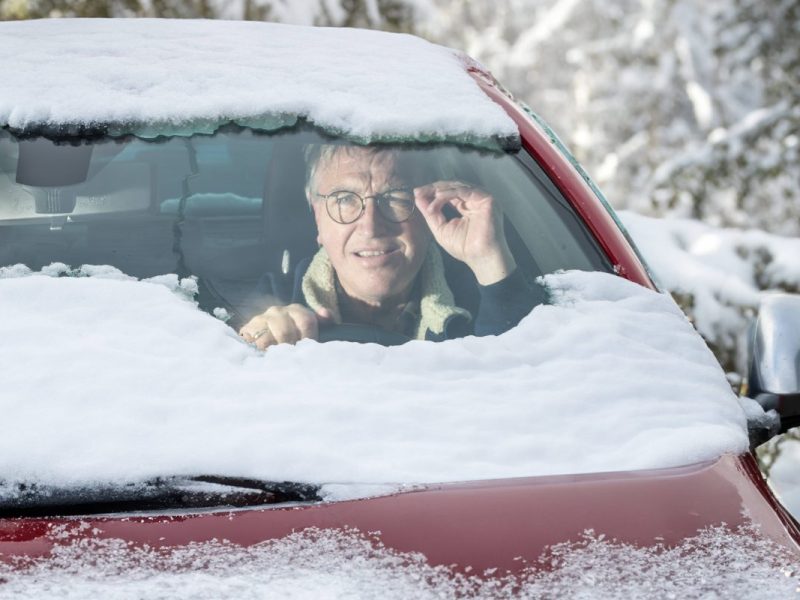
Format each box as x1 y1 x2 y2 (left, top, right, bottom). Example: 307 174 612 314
0 18 518 145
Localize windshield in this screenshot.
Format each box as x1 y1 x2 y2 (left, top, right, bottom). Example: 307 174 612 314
0 125 609 339
0 125 640 514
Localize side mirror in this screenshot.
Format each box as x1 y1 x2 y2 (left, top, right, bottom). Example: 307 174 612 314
747 293 800 440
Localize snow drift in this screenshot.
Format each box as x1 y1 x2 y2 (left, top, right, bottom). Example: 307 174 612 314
0 265 748 493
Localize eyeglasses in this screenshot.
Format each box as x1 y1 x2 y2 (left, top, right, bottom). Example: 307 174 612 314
316 188 416 225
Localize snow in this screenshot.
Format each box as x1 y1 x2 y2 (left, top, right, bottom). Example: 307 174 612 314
614 211 800 522
424 0 800 235
0 19 517 144
0 265 747 494
618 210 800 371
1 522 798 599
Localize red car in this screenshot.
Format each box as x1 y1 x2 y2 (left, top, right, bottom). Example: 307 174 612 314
1 18 799 596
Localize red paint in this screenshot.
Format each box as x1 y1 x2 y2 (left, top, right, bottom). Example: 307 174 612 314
2 455 799 572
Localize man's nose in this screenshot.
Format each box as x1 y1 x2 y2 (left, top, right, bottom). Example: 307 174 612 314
357 198 391 236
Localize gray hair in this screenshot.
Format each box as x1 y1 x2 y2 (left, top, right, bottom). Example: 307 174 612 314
304 144 389 201
303 144 432 203
303 144 340 200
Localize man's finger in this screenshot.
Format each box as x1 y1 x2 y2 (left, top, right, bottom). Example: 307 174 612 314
315 307 335 323
254 327 277 351
289 304 320 340
431 189 464 213
267 312 302 345
415 189 448 229
239 317 268 342
413 187 434 210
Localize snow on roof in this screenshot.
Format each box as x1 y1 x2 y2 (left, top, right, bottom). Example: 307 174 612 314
0 266 748 495
0 19 519 144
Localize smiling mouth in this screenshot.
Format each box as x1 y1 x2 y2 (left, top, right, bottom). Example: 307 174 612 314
354 248 398 258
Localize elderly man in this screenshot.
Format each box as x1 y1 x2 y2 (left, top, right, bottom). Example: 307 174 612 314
240 144 539 349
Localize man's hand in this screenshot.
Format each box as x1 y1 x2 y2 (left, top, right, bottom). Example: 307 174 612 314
414 181 516 285
239 304 332 350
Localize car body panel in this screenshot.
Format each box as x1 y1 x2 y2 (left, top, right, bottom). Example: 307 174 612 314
2 454 799 573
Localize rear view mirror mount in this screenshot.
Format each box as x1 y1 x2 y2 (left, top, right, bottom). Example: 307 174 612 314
16 138 93 188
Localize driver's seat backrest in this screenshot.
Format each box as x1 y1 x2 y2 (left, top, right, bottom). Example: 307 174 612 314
262 141 318 300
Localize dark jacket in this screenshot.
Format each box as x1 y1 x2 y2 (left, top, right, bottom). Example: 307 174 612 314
290 252 546 341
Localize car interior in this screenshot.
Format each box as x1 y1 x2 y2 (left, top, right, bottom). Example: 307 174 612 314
0 125 612 334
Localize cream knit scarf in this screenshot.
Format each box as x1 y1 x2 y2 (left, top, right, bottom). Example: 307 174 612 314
301 245 471 340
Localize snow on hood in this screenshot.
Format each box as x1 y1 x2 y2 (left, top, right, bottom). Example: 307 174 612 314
2 523 798 599
0 19 518 144
0 265 747 492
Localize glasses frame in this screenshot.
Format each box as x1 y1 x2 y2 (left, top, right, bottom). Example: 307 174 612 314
315 188 416 225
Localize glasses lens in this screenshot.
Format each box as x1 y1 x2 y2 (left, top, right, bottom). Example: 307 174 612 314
327 192 363 224
377 190 415 222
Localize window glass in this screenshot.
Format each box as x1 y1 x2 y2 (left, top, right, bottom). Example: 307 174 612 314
0 126 611 343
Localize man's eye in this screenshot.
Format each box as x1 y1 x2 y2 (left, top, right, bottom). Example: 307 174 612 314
333 193 361 208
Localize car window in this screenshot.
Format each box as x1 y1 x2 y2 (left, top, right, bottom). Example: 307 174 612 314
0 126 611 340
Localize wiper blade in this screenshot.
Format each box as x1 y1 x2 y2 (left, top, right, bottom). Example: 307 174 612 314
0 476 322 518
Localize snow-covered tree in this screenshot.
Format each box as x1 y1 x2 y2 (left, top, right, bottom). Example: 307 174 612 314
656 0 800 235
0 0 425 28
423 0 800 236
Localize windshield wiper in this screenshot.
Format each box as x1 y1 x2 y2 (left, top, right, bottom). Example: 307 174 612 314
0 476 322 518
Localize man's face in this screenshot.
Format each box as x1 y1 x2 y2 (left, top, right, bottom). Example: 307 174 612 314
310 148 431 306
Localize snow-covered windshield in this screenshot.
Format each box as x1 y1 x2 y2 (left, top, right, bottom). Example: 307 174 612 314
0 126 748 504
0 126 609 339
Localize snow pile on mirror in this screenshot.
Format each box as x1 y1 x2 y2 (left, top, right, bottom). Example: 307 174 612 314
0 19 517 143
0 266 747 490
1 523 797 599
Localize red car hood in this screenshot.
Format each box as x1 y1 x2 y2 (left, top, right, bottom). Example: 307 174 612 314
1 453 798 573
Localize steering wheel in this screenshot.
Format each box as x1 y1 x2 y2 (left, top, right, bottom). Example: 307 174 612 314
317 323 412 346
